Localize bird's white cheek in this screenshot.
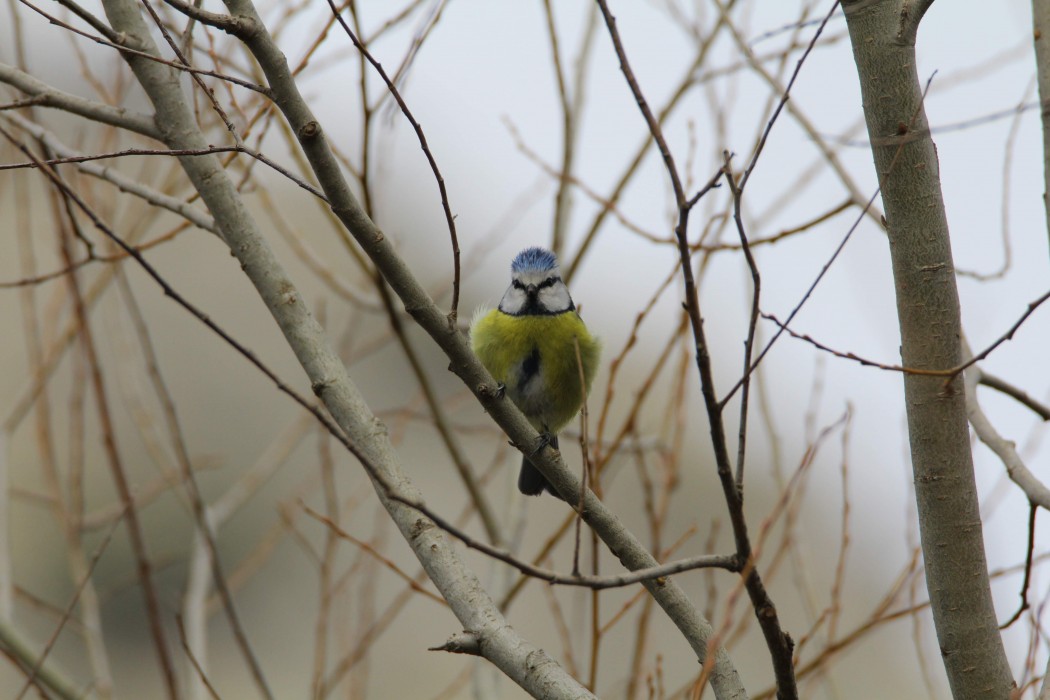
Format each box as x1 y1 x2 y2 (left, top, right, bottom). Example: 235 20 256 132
540 286 571 311
499 288 526 314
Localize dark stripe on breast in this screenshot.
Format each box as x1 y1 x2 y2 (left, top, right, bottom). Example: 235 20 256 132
520 345 541 386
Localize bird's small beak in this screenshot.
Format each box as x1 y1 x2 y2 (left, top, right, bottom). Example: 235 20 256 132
525 284 538 298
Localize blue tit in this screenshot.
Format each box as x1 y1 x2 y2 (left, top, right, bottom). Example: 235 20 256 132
471 247 601 497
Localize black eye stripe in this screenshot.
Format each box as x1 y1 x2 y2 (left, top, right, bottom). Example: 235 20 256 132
512 276 560 291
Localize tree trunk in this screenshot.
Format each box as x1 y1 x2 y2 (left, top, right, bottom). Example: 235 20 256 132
841 1 1014 698
1033 0 1050 257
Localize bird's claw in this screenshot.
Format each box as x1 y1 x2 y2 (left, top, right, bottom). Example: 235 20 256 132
494 382 506 400
530 431 556 457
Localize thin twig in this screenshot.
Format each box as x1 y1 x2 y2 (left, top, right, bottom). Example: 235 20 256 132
978 371 1050 421
999 503 1037 629
37 148 178 698
0 141 328 200
738 1 841 191
324 0 462 322
722 72 942 405
309 500 736 592
721 154 760 490
302 506 446 605
114 269 272 699
13 506 125 700
698 198 852 252
763 286 1050 383
18 0 269 94
595 1 797 694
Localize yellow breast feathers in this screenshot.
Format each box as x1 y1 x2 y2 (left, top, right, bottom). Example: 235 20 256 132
471 309 600 434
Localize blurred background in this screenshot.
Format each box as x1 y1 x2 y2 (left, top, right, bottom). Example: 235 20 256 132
0 0 1048 697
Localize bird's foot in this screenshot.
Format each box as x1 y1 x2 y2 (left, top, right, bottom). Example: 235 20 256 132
494 382 506 400
530 431 558 458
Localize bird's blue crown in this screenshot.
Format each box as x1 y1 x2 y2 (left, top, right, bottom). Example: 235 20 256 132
511 247 558 274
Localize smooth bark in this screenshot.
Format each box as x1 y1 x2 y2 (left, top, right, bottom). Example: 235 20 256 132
1034 0 1050 257
841 2 1014 698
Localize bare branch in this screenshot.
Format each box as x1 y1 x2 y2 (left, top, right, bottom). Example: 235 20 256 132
978 371 1050 421
13 507 124 700
1033 0 1050 257
963 346 1050 511
307 503 738 590
1 113 218 233
0 62 159 138
0 617 83 700
324 0 462 322
762 286 1050 384
595 1 794 696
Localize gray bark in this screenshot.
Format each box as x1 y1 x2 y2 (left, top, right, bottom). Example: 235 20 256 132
1034 0 1050 257
841 2 1014 698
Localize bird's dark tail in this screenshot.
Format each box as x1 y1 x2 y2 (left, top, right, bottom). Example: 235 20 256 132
518 434 558 496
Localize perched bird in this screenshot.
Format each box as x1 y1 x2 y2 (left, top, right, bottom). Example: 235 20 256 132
471 247 601 496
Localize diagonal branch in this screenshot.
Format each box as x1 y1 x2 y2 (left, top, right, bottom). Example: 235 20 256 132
91 0 598 695
155 0 751 694
0 62 160 138
963 343 1050 511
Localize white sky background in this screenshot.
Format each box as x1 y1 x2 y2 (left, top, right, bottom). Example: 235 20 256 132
1 0 1049 697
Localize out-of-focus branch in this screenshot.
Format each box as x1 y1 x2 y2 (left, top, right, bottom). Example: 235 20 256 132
325 1 462 321
12 504 123 700
40 151 177 698
541 0 598 256
0 617 82 700
0 113 218 235
115 268 270 700
0 63 159 138
504 116 665 243
565 0 741 283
